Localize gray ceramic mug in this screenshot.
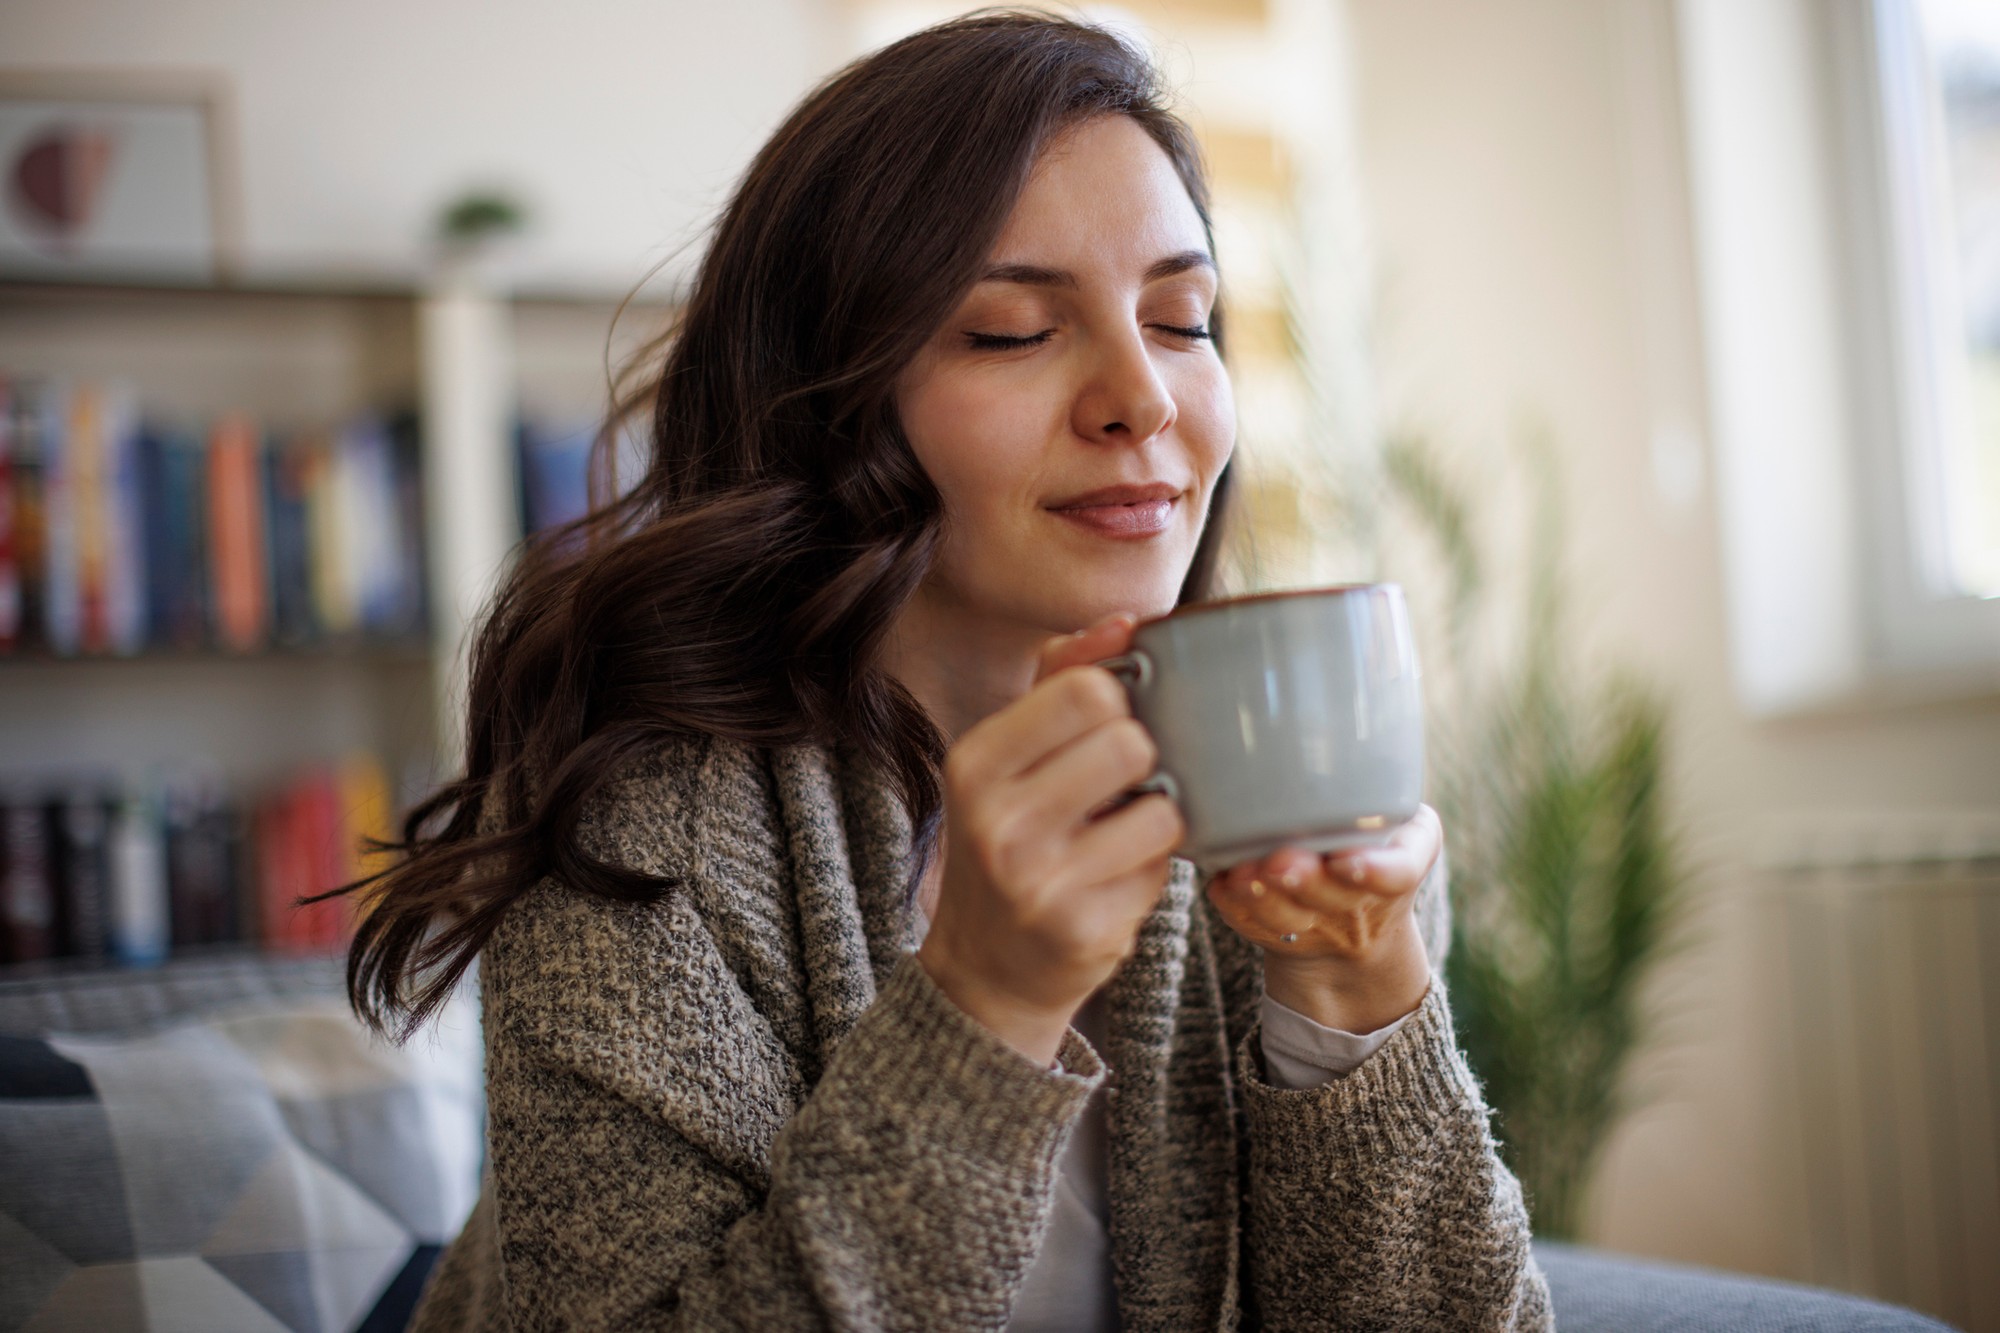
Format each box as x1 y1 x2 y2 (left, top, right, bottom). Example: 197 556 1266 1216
1094 583 1425 875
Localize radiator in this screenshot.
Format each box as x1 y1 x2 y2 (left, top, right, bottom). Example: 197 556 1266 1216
1754 817 2000 1332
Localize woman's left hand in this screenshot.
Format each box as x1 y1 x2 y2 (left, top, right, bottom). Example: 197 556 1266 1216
1204 803 1443 1033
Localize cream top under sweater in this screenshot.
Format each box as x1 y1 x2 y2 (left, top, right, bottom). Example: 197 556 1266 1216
911 906 1418 1333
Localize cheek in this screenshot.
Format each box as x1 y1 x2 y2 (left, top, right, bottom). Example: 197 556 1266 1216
1172 363 1236 474
900 369 1058 518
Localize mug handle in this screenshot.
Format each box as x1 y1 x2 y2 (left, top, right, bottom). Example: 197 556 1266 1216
1092 650 1182 807
1096 650 1154 691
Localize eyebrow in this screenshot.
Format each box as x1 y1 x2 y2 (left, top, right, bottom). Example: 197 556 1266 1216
977 249 1216 289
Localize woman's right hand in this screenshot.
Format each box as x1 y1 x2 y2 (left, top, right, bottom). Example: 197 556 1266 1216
914 611 1187 1066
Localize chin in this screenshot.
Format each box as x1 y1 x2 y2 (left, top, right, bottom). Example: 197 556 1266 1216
1058 581 1183 629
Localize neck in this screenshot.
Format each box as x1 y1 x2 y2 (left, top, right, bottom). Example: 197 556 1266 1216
880 584 1053 745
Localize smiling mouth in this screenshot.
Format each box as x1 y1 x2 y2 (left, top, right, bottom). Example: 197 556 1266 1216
1049 496 1177 538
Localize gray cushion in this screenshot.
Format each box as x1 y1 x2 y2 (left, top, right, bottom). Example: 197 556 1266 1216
0 949 350 1037
1535 1239 1963 1331
0 950 483 1332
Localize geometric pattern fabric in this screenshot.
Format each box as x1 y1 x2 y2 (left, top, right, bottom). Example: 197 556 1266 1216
0 987 481 1332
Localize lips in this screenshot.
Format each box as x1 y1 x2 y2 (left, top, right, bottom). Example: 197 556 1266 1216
1048 483 1182 539
1047 482 1183 509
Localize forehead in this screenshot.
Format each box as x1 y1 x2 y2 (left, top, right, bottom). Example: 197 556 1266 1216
986 114 1210 270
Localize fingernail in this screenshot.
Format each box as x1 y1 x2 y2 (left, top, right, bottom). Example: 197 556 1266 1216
1279 867 1303 890
1248 879 1266 898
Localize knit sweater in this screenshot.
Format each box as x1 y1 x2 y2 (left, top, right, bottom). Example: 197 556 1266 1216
407 728 1553 1332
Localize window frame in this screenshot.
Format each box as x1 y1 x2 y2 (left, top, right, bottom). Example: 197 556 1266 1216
1675 0 2000 718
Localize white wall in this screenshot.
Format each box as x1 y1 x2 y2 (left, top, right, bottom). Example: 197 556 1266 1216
0 0 841 292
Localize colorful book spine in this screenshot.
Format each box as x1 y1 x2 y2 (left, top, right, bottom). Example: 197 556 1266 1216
40 383 80 655
304 429 355 637
0 755 402 969
294 769 349 951
139 424 210 651
518 415 595 549
338 751 394 923
390 410 428 637
265 432 317 645
69 385 112 654
7 381 49 654
163 772 243 947
49 790 111 960
1 374 434 656
107 788 169 966
207 414 269 652
103 389 147 655
341 417 403 634
1 796 56 963
256 771 343 954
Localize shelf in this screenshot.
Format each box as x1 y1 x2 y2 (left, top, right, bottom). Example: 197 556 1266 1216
0 638 433 669
0 941 340 985
0 273 683 311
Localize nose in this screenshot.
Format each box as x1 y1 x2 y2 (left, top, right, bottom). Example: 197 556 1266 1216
1071 328 1176 446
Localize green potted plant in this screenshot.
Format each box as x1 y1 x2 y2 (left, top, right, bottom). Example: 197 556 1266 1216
1378 428 1698 1241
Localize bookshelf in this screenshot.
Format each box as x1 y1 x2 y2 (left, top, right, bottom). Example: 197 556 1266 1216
0 274 676 973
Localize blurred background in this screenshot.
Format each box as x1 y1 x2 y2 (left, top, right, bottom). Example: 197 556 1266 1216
0 0 1995 1328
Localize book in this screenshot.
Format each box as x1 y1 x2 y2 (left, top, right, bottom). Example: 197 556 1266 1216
48 788 112 960
518 415 595 548
390 409 429 638
163 769 242 948
5 379 50 654
256 767 351 954
338 751 395 922
265 430 318 646
339 415 411 635
303 428 355 637
40 382 81 655
138 422 211 651
102 389 146 655
0 794 56 963
107 786 169 966
207 413 269 652
292 768 349 952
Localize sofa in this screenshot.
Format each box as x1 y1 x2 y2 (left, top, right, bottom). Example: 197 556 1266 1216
0 950 1961 1332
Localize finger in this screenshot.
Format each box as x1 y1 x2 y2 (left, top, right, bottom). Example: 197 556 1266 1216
1209 871 1320 940
1076 852 1177 938
1268 865 1372 917
962 662 1134 786
1260 846 1323 893
1065 791 1184 887
1015 715 1158 828
1032 611 1139 686
1323 806 1441 893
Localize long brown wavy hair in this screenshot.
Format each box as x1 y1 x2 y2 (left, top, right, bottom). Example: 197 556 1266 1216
323 8 1240 1043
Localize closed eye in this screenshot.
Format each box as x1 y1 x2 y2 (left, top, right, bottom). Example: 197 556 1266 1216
967 324 1211 350
966 329 1055 350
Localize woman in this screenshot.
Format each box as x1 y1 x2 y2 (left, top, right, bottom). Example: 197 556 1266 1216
336 11 1553 1330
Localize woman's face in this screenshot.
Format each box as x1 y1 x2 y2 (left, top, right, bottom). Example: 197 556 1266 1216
895 113 1235 636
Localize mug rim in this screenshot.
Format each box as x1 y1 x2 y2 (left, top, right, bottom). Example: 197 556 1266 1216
1140 581 1395 630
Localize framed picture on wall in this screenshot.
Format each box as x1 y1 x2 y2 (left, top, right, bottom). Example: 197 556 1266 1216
0 71 241 282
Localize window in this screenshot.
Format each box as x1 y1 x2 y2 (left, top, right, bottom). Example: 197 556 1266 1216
1676 0 2000 716
1874 0 2000 601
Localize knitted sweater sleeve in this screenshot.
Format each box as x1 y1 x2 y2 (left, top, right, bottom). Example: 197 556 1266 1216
409 748 1106 1333
1214 848 1557 1331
